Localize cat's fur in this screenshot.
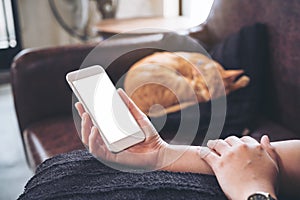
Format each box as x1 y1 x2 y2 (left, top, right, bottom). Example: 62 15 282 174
124 52 250 117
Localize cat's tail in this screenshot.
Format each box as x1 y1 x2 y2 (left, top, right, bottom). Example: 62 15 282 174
230 75 250 91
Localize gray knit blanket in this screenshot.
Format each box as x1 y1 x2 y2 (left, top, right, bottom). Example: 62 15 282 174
18 150 226 200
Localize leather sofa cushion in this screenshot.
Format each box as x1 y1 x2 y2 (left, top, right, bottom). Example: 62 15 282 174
250 116 300 142
24 116 84 169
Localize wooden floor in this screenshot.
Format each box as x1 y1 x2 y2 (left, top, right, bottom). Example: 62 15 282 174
0 84 33 200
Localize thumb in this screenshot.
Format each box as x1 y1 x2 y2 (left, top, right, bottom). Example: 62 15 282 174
117 88 157 137
117 88 147 122
199 147 218 168
260 135 278 163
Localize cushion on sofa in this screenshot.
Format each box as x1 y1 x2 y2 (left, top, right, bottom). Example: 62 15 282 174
24 116 84 169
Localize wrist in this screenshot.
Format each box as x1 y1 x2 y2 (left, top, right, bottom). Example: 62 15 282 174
156 143 190 171
247 192 277 200
156 145 213 174
240 185 277 200
156 143 173 171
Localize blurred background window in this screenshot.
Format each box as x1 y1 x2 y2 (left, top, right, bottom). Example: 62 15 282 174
0 0 21 70
0 0 17 49
181 0 214 24
17 0 215 49
0 0 215 71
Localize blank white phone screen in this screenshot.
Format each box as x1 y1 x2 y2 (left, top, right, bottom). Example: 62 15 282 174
73 73 142 144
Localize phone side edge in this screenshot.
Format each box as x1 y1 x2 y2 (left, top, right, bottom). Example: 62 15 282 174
109 130 146 153
66 65 105 82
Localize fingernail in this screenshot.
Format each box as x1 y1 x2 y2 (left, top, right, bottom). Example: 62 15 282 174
207 140 214 148
91 126 97 133
265 135 270 143
198 147 210 158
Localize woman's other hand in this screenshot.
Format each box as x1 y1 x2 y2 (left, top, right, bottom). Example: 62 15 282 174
201 135 279 200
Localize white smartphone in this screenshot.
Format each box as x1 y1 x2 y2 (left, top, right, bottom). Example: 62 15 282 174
66 65 145 153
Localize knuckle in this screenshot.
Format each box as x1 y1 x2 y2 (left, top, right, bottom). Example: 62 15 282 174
241 136 251 140
255 144 263 151
224 137 232 143
217 160 225 169
237 143 248 150
225 150 234 158
230 135 238 139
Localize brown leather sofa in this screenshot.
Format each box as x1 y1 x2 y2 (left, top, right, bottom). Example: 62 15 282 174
11 45 90 170
190 0 300 142
11 0 300 170
11 40 163 170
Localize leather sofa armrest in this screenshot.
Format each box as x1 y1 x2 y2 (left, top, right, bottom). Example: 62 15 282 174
187 23 217 50
249 116 300 142
24 116 83 169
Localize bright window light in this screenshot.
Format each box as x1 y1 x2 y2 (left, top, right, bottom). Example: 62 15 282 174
0 0 17 49
182 0 214 24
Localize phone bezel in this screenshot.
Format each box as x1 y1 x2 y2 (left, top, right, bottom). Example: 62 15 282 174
66 65 145 153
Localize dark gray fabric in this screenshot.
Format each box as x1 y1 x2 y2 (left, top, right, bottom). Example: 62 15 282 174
18 150 226 200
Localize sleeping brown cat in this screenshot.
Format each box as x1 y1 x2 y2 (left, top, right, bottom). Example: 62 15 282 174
124 52 250 117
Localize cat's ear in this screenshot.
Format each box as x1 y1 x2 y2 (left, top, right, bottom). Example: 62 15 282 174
222 70 244 81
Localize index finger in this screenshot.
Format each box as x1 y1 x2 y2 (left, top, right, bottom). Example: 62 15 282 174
260 135 279 165
199 147 219 167
207 139 230 155
75 102 85 117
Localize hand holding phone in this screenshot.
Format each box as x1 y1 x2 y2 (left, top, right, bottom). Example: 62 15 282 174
67 65 146 153
75 89 168 169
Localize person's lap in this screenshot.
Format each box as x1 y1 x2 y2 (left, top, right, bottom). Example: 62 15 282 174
18 150 226 200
